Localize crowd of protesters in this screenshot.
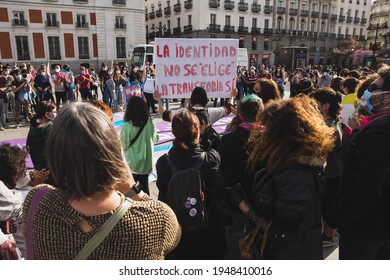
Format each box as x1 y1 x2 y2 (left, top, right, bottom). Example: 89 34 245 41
1 59 389 261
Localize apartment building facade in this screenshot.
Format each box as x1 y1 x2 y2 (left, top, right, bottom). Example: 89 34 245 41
145 0 371 67
0 0 145 69
368 0 390 65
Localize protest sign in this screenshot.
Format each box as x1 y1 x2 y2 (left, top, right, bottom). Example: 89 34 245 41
155 38 238 98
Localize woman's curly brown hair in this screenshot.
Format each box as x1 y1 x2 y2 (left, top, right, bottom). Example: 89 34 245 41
247 96 335 173
0 144 28 189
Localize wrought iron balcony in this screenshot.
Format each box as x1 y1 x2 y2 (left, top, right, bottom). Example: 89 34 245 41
319 32 328 37
289 8 298 16
115 23 126 29
321 12 329 19
173 27 181 34
164 29 171 37
264 5 273 14
174 3 181 13
112 0 126 5
224 25 235 32
148 32 155 40
209 0 220 8
361 18 367 25
76 22 89 28
238 26 248 33
329 33 336 38
184 25 193 32
347 16 353 23
339 15 345 22
330 14 337 21
209 24 221 32
263 28 273 35
238 2 248 11
337 33 344 39
45 20 59 27
311 11 319 18
251 27 261 34
358 35 366 41
300 10 309 17
184 0 193 9
251 4 260 13
224 1 235 10
164 7 171 15
277 7 286 14
149 12 155 19
12 19 28 26
354 17 360 24
145 13 148 21
156 9 162 17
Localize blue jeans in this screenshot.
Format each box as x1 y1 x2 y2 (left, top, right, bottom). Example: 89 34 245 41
103 88 113 110
162 98 169 110
0 98 7 127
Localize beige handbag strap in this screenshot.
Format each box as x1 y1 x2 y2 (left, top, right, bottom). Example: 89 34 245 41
74 198 132 260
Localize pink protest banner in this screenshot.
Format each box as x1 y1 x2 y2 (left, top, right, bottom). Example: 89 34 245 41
155 38 238 98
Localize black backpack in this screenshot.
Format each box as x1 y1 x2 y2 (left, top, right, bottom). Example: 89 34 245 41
189 107 221 150
165 152 208 231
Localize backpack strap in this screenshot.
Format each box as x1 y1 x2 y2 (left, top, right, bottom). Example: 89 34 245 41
165 152 206 174
125 124 145 151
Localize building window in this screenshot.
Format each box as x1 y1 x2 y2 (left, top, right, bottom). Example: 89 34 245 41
301 1 307 11
252 18 257 28
15 36 30 60
290 1 296 9
225 15 231 26
76 14 88 28
321 21 326 32
277 17 283 31
264 19 269 29
301 19 306 31
239 36 245 48
252 36 257 50
46 13 58 27
239 17 244 27
167 19 171 29
13 11 26 25
264 37 269 50
289 18 295 30
48 36 61 60
177 17 180 27
115 16 125 28
311 20 316 31
322 5 328 13
116 37 126 58
78 37 89 59
312 3 318 12
211 14 216 25
278 0 284 8
188 14 192 25
330 24 335 34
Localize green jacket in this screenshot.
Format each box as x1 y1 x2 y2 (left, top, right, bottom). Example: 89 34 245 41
120 118 159 174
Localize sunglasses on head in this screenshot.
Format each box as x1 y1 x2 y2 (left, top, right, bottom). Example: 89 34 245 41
368 83 382 92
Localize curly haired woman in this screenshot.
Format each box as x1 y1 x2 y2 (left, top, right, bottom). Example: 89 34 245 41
247 95 335 260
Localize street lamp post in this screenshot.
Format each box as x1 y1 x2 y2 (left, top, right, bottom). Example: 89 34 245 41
151 24 167 38
367 21 388 68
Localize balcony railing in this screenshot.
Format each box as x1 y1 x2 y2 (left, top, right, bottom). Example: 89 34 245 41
164 7 171 15
311 11 319 18
309 47 317 52
74 0 88 3
319 32 328 37
277 7 286 14
76 22 89 28
320 47 327 53
354 17 360 24
251 27 261 33
251 4 261 13
112 0 126 5
12 19 28 26
149 12 155 19
209 24 221 32
145 13 148 21
148 32 155 40
329 33 336 38
115 23 126 29
337 33 344 39
347 16 353 23
264 5 273 14
209 0 220 8
361 18 367 25
358 35 366 41
156 9 162 17
238 26 248 33
164 29 171 37
174 3 181 13
263 28 273 35
321 12 329 19
289 8 298 16
301 10 309 17
339 15 345 22
173 27 181 34
224 1 234 10
184 25 193 32
45 21 59 27
184 0 193 9
330 14 337 21
238 2 248 11
224 25 235 32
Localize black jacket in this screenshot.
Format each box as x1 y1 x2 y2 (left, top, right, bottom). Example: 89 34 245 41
253 165 324 260
26 120 51 170
326 115 390 240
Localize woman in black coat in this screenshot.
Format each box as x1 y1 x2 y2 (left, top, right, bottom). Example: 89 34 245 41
247 96 335 259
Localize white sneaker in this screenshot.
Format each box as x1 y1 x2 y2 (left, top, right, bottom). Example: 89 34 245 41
14 123 20 129
0 127 5 131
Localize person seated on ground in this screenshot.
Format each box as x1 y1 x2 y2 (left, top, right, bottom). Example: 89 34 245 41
156 109 227 260
22 102 181 260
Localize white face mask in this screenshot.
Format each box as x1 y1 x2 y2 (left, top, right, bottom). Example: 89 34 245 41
41 72 46 76
116 70 121 74
55 69 60 73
